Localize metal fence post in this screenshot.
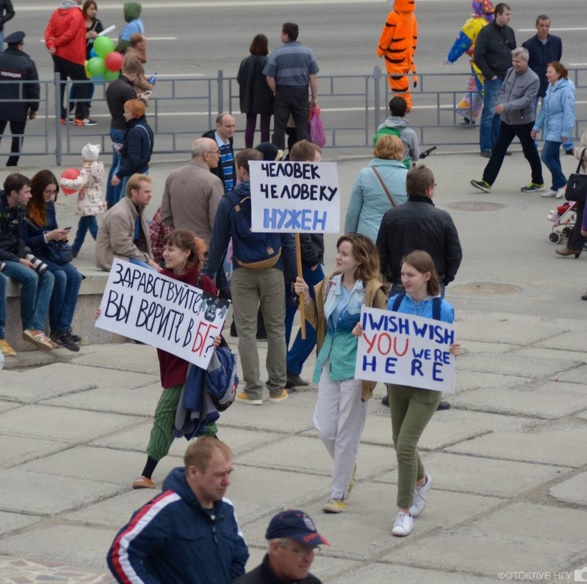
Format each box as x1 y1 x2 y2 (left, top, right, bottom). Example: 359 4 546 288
217 69 224 114
54 72 62 165
374 66 382 130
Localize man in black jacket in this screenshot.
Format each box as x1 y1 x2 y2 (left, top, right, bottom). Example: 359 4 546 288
474 2 516 157
0 31 39 166
105 58 149 207
376 165 462 410
0 0 15 47
234 509 328 584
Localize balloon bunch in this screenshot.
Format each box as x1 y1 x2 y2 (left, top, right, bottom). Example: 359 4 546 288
85 36 124 82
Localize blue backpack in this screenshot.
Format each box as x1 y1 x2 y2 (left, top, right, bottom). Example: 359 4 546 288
226 193 282 269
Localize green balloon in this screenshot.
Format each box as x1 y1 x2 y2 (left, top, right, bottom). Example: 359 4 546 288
93 36 115 59
87 56 106 77
103 69 120 81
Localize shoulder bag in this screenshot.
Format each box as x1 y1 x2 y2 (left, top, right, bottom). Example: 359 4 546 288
372 167 397 207
565 148 587 204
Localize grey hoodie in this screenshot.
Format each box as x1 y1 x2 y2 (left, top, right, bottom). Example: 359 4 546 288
377 116 420 164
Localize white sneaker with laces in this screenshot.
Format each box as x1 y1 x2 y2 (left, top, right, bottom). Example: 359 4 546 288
409 473 432 518
391 511 414 537
541 189 558 198
556 187 566 199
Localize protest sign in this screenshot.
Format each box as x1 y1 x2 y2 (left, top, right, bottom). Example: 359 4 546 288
355 306 456 393
95 259 229 368
249 160 340 233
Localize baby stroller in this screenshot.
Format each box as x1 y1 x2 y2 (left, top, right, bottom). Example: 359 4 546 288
548 201 577 244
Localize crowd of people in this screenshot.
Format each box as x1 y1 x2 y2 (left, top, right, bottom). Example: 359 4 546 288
0 2 586 580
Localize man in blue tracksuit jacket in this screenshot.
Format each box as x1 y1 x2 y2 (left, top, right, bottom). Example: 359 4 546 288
107 437 249 584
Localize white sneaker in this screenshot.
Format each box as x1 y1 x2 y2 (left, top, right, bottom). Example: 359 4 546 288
556 187 566 199
391 511 414 537
409 473 432 518
541 189 557 198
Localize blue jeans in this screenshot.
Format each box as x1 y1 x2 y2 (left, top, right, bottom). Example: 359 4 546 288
285 263 324 375
1 261 54 331
106 128 126 208
541 140 567 190
480 78 503 153
50 263 83 333
0 272 7 339
72 215 99 255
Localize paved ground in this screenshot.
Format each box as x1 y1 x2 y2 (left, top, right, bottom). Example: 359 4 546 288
1 151 587 582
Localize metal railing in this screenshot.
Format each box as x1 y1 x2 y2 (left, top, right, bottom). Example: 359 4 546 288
1 67 585 165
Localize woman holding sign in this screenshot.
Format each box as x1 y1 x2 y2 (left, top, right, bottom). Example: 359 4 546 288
294 233 388 514
132 230 221 490
355 250 461 537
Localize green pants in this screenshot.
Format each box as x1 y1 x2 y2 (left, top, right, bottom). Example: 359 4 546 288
147 385 218 461
388 384 441 509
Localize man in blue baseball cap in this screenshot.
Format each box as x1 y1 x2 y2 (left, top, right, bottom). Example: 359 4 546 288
235 509 329 584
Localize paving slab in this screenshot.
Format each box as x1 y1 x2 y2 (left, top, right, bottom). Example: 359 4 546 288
446 424 587 468
0 400 21 414
549 472 587 506
237 435 395 479
454 319 567 345
0 555 113 583
452 381 587 419
534 330 587 352
0 524 117 572
0 435 71 468
0 512 41 537
555 363 587 384
455 370 530 393
514 346 587 363
45 384 162 417
388 503 587 577
71 343 160 375
0 363 155 403
0 405 141 442
332 564 498 584
456 353 576 379
377 453 570 498
0 469 122 515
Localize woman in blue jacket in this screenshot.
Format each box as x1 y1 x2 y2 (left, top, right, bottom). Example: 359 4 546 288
345 134 408 242
111 98 154 201
24 170 83 352
532 62 576 199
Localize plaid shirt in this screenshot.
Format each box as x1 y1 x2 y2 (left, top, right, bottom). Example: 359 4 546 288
149 208 172 264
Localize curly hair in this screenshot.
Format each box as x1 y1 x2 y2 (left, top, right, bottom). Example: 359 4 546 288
336 233 381 283
163 230 206 271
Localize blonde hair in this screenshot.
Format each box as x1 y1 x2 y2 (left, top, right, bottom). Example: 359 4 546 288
373 134 403 161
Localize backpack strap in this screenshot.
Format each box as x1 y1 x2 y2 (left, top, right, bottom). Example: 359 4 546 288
135 124 152 152
391 293 405 312
372 167 396 208
391 292 442 321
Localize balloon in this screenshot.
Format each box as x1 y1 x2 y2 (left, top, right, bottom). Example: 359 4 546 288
105 51 123 72
60 169 81 195
86 56 106 78
89 47 97 59
103 69 120 81
93 36 115 58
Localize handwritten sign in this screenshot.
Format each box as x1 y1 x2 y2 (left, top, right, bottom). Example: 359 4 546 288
249 161 340 233
355 306 456 393
95 259 229 368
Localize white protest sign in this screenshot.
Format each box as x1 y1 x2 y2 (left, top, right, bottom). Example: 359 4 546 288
355 306 456 393
249 160 340 233
95 259 229 368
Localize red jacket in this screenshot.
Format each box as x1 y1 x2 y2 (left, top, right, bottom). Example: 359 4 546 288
44 4 86 65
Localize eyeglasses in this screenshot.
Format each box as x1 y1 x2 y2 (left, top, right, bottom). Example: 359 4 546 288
208 150 221 155
44 189 58 196
278 542 320 556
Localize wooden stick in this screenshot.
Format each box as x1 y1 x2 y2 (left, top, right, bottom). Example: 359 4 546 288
294 233 306 340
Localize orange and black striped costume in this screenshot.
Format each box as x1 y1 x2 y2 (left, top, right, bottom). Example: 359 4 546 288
377 0 418 111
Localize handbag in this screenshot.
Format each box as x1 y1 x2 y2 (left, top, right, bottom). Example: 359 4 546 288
565 148 587 204
47 239 73 264
372 167 397 207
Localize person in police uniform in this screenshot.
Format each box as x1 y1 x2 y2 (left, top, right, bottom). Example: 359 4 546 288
0 31 39 167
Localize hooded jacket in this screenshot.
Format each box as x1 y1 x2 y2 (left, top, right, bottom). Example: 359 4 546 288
117 2 144 50
0 192 28 262
375 116 420 164
116 116 154 178
107 467 249 584
44 1 86 65
533 77 576 142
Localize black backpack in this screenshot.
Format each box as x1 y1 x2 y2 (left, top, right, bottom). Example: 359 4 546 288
391 293 441 320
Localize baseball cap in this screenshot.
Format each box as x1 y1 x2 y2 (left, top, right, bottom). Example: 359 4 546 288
265 510 330 547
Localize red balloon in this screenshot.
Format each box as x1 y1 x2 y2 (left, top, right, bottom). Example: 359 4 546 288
105 51 124 72
60 168 81 195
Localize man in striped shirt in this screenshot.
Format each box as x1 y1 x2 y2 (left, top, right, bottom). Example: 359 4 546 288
203 113 236 193
107 437 249 584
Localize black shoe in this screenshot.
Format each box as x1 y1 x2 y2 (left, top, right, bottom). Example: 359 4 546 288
480 150 492 158
218 287 231 301
230 320 238 337
51 331 80 352
69 333 82 343
285 373 309 389
437 400 451 411
256 327 267 340
382 394 389 407
504 151 512 156
565 150 574 156
581 292 587 301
